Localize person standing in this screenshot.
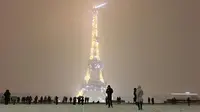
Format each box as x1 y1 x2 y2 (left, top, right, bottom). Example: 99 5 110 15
55 96 58 105
70 97 72 104
4 90 11 105
136 85 144 110
133 88 137 104
81 96 84 105
28 96 32 104
187 97 191 106
73 97 77 105
34 96 38 104
151 98 155 105
106 85 113 108
148 97 151 104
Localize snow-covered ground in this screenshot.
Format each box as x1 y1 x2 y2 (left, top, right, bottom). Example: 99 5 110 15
0 104 199 112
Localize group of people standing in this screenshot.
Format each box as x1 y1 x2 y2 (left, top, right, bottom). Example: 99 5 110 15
105 85 144 111
1 89 91 105
2 85 143 111
148 97 155 104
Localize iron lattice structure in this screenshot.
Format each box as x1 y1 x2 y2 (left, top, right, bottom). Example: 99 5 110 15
77 3 107 102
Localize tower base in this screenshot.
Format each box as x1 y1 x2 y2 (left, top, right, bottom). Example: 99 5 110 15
79 80 107 102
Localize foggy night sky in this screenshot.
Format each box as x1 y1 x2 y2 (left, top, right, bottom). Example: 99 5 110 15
0 0 200 98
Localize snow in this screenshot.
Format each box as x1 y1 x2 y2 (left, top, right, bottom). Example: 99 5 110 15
0 104 200 112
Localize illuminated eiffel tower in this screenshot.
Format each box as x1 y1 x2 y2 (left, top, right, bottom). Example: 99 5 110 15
77 2 107 102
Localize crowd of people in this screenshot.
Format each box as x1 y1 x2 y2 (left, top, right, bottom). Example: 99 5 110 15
1 85 144 110
1 85 191 111
1 90 91 105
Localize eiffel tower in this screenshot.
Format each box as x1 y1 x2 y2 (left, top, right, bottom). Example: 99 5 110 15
77 2 108 102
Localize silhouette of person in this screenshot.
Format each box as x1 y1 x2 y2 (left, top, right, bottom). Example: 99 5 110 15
22 97 25 104
48 96 51 104
78 96 81 104
28 96 32 104
106 85 113 108
40 96 43 104
172 97 176 104
4 90 11 105
34 96 38 104
187 97 191 106
148 97 151 104
70 97 72 104
151 98 154 105
136 85 144 110
133 88 137 104
73 97 77 105
81 96 84 105
17 97 20 104
44 96 47 104
55 96 58 105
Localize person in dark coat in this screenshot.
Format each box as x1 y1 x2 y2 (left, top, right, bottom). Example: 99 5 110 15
106 85 113 108
81 96 84 105
148 97 151 104
55 96 58 105
73 97 77 105
40 96 43 104
34 96 38 104
17 97 20 104
133 88 137 104
22 97 25 104
151 98 155 105
48 96 51 104
70 97 72 104
28 96 33 105
187 97 191 106
4 90 11 105
77 96 81 104
44 96 47 104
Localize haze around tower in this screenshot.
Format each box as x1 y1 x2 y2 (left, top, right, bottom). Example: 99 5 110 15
0 0 200 100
